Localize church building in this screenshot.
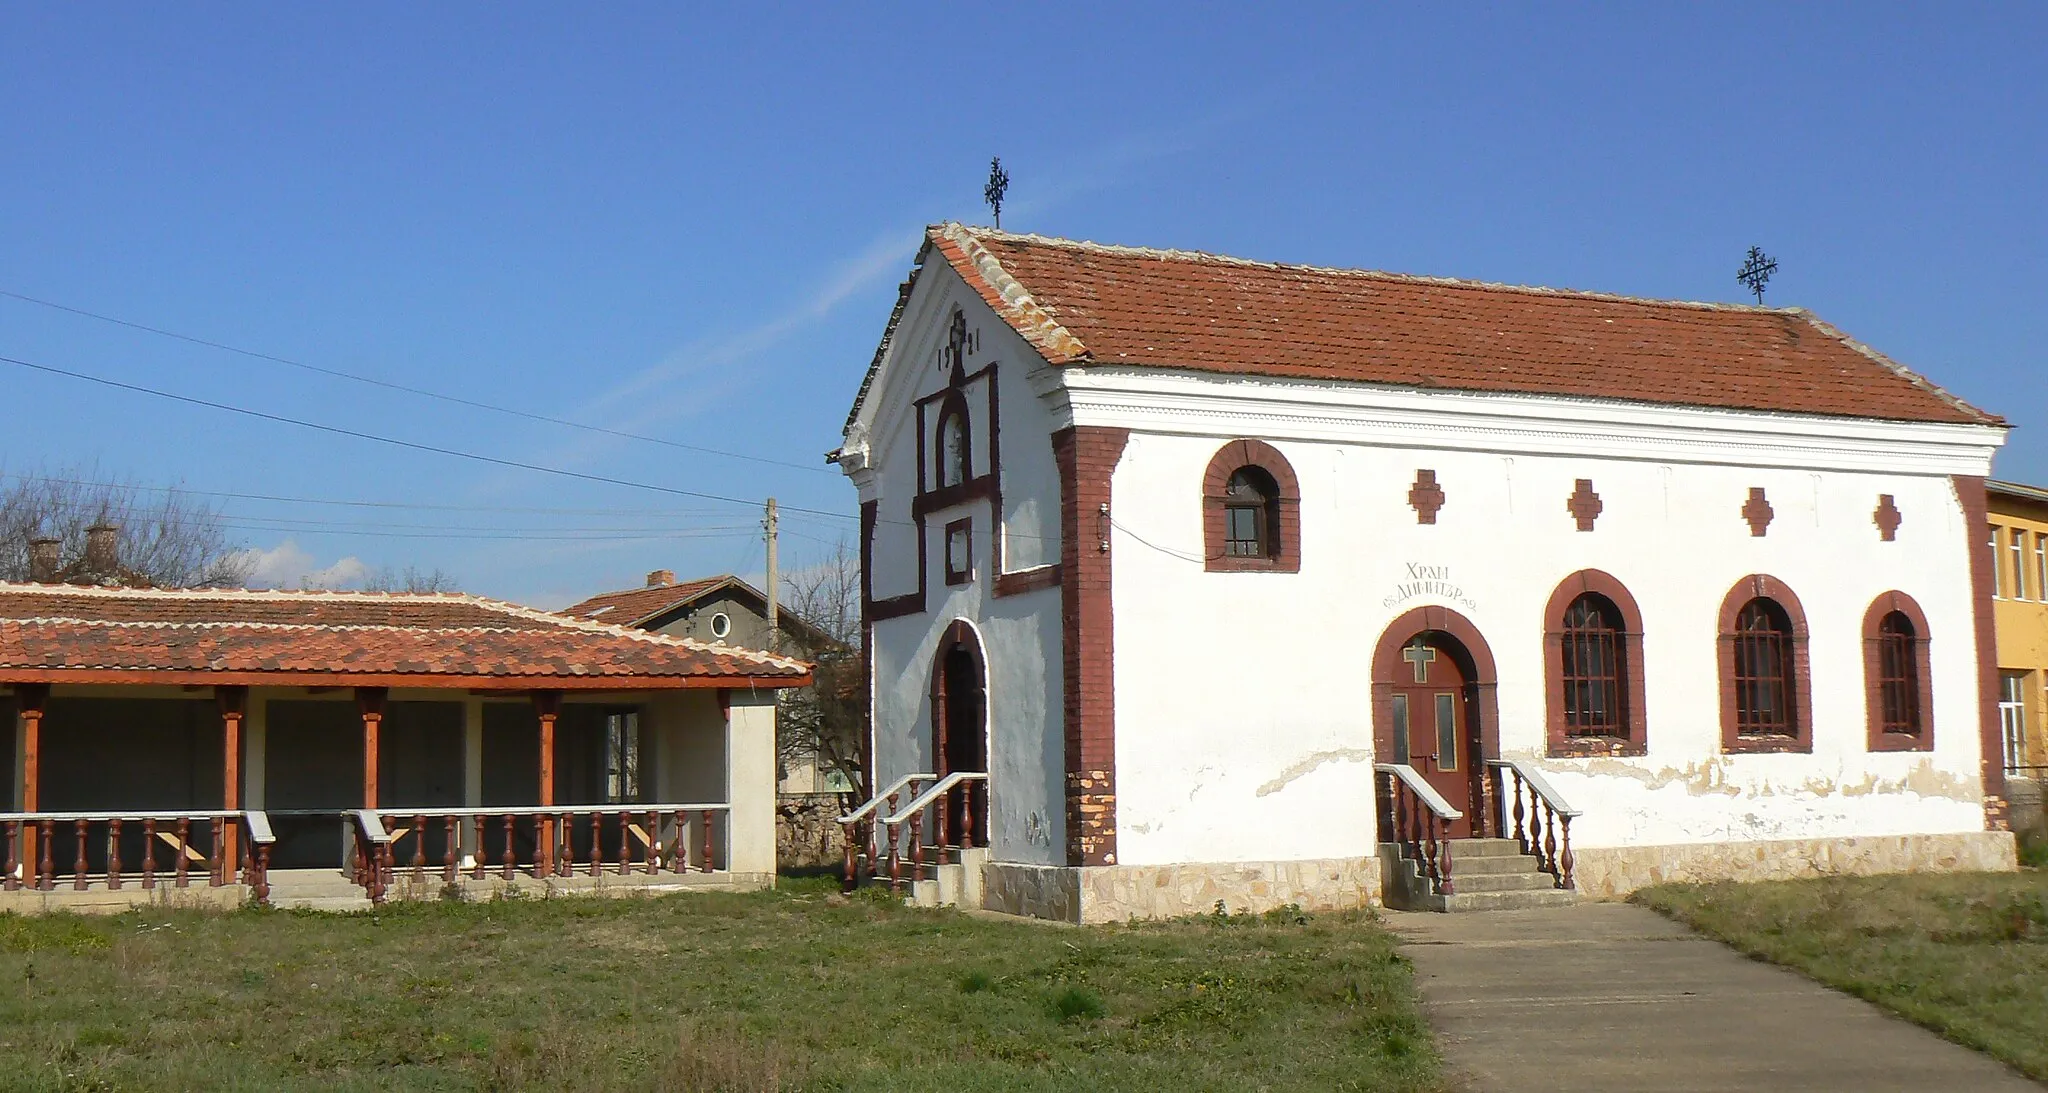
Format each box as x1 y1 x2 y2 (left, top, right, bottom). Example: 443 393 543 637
832 223 2016 921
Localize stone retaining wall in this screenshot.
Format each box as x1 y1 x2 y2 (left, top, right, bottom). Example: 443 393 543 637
776 793 848 870
1570 831 2017 899
982 857 1382 924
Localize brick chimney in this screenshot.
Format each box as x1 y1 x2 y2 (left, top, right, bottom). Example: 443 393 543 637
646 569 675 587
84 524 119 576
28 538 59 583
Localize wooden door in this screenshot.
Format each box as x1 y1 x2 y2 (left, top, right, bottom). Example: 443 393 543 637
1391 635 1474 837
938 644 987 847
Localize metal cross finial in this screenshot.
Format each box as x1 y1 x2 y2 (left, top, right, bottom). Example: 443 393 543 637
984 156 1010 230
1737 245 1778 304
1402 640 1437 684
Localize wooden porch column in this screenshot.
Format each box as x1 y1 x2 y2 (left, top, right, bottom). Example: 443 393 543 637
460 697 483 863
534 691 561 877
357 688 387 809
16 685 47 885
218 686 247 876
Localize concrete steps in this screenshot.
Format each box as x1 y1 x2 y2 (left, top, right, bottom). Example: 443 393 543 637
1382 838 1579 912
904 847 988 909
265 869 374 912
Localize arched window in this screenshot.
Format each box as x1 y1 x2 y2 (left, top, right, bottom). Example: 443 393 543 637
1201 439 1301 573
1544 571 1647 756
1863 591 1933 751
1718 575 1812 753
936 401 969 488
1223 467 1278 559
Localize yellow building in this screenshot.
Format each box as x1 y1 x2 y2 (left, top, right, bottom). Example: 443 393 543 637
1990 480 2048 776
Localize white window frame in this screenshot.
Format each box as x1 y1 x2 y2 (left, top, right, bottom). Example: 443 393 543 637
2013 531 2029 601
1999 672 2028 771
2036 532 2047 604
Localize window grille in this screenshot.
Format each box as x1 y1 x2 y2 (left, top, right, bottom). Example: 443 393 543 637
1733 599 1796 735
1222 467 1277 558
1561 594 1626 737
1875 611 1921 736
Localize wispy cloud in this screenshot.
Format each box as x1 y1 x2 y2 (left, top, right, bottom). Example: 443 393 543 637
231 540 371 590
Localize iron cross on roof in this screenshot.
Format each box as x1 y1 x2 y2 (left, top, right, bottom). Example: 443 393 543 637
1402 639 1437 683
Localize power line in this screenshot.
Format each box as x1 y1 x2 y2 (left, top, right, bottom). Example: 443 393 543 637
0 471 765 519
0 351 858 523
215 522 760 543
0 288 834 475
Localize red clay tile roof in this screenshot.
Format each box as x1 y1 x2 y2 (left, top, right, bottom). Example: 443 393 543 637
560 576 731 627
0 584 810 689
922 223 2000 427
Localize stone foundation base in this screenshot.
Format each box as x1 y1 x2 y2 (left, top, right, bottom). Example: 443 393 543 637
384 871 776 903
982 857 1381 924
0 884 249 916
1572 831 2017 900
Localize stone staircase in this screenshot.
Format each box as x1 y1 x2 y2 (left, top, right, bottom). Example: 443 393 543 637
902 847 988 909
1382 837 1579 912
264 868 373 912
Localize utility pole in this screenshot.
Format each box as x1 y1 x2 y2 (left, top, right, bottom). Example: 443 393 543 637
763 497 779 653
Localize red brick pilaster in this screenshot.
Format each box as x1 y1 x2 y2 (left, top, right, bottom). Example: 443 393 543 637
1953 476 2008 832
1056 425 1129 867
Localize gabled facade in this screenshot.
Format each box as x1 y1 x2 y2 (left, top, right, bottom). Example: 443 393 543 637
837 224 2016 922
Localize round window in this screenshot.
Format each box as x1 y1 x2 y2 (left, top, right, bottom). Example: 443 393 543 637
710 612 732 639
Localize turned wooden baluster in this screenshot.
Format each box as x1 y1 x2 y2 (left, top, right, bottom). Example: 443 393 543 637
379 842 395 902
936 784 952 851
409 815 425 885
209 817 225 887
616 810 630 875
107 819 123 890
3 821 17 892
1541 801 1560 878
910 813 925 883
501 814 516 881
471 817 486 880
37 818 53 891
253 843 271 905
1436 811 1456 896
1509 771 1527 853
700 810 714 873
963 783 979 850
443 815 458 886
885 819 902 890
643 810 657 874
142 818 157 890
582 811 597 877
73 818 89 890
174 817 191 889
1557 815 1575 890
1418 806 1439 891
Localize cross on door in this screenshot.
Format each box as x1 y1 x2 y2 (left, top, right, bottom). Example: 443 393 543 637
1402 639 1436 683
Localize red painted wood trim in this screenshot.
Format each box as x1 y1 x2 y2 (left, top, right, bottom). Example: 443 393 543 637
1056 425 1129 866
0 669 808 690
1542 570 1649 758
1201 439 1302 573
1369 606 1501 836
1715 574 1815 754
1953 475 2008 830
1861 590 1935 753
357 687 386 809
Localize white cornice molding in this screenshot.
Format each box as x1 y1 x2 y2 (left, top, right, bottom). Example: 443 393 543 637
1051 368 2003 476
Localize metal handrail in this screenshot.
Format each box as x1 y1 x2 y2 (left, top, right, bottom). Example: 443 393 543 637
883 772 987 825
0 809 274 836
839 773 934 825
1373 763 1463 819
366 803 728 819
1484 759 1581 818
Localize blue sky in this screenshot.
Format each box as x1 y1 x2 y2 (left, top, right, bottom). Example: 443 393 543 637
3 5 2042 606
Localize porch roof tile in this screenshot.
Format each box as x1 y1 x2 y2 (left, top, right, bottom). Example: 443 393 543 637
0 584 811 689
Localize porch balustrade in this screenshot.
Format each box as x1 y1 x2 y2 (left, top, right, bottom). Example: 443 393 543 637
1486 759 1581 890
345 805 729 903
1 810 275 903
1374 764 1462 897
837 772 931 893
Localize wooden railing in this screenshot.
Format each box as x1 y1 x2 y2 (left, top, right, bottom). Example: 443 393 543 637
1 810 275 903
1487 759 1581 890
1374 764 1463 897
348 805 728 903
881 771 988 891
837 773 932 893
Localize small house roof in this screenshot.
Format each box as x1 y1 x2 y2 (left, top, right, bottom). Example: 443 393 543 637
560 574 835 650
0 583 811 690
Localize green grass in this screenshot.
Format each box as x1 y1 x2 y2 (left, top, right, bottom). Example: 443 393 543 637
0 877 1444 1092
1635 869 2048 1080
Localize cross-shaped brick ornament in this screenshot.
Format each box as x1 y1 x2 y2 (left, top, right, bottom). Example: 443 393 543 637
1873 494 1901 542
1742 487 1774 537
1409 470 1445 524
1567 479 1603 532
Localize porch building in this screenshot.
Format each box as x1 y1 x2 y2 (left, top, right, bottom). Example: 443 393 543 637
0 583 809 911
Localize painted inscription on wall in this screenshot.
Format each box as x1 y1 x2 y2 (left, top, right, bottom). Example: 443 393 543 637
1383 562 1478 612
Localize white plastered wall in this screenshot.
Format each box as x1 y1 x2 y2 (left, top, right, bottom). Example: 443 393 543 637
853 260 1067 866
1087 370 2001 867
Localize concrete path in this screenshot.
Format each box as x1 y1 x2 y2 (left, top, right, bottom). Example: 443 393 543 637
1387 903 2042 1092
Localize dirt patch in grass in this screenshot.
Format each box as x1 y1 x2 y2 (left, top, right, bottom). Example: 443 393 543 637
0 882 1443 1092
1635 869 2048 1081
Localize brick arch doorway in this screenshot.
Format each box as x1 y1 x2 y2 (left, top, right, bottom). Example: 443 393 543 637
929 620 989 847
1371 606 1501 839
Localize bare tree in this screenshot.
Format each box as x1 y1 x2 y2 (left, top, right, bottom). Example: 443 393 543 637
0 464 250 588
362 564 461 593
777 541 866 799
